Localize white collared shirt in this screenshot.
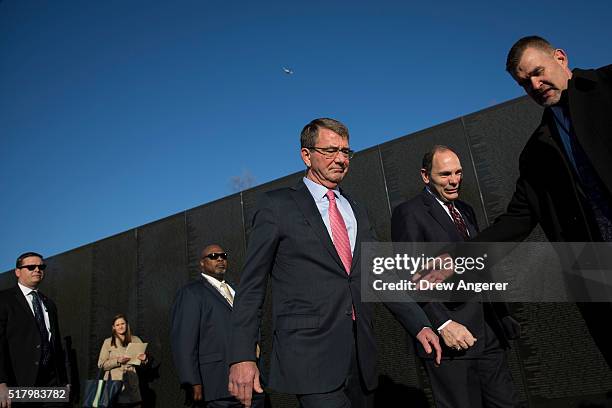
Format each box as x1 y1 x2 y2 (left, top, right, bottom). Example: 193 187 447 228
201 273 235 305
18 282 51 340
303 177 357 254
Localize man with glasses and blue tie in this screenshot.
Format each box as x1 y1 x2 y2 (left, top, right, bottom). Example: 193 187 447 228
228 117 441 408
170 244 265 407
0 252 68 407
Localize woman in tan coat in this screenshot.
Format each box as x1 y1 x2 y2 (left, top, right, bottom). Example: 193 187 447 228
98 314 147 407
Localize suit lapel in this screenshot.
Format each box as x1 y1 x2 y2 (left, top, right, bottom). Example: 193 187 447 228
536 109 588 190
535 110 565 151
465 216 477 238
291 181 347 273
535 111 588 196
421 190 463 241
12 286 51 345
201 276 233 310
455 201 478 237
12 286 37 324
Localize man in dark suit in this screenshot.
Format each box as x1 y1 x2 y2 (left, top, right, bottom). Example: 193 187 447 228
0 251 69 407
391 146 518 408
227 117 441 408
170 244 264 407
417 36 612 369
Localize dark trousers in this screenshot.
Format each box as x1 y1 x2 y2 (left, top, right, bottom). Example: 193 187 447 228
298 328 374 408
424 322 516 408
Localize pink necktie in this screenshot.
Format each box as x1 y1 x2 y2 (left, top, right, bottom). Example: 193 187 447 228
326 190 353 274
327 190 356 320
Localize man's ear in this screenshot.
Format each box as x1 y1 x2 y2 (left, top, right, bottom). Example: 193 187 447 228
301 148 311 168
553 48 569 68
420 168 430 185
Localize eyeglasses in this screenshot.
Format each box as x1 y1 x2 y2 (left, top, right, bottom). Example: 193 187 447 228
204 252 227 260
307 146 354 159
19 264 47 271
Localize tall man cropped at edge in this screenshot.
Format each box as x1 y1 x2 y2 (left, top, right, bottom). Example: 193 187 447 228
0 252 69 408
227 118 441 408
391 146 519 408
170 244 264 407
419 36 612 368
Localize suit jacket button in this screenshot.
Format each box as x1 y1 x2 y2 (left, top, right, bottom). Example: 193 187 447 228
347 277 352 283
36 344 41 349
34 361 39 365
345 309 353 316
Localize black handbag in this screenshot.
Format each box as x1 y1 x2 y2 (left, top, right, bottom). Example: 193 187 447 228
82 368 123 408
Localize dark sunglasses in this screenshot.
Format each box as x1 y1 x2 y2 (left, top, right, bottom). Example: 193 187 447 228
19 264 47 271
204 252 227 260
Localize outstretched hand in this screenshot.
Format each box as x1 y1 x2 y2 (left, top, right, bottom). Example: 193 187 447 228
412 253 455 285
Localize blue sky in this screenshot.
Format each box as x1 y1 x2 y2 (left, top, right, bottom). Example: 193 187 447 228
1 0 611 271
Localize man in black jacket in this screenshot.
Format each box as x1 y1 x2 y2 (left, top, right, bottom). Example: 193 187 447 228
0 252 69 407
392 146 518 408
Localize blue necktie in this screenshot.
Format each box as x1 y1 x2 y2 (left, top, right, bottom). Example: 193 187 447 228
30 291 52 366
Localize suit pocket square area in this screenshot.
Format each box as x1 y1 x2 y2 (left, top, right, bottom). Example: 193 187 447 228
275 314 320 330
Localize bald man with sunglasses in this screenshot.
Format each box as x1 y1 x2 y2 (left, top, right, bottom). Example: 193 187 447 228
170 244 264 407
0 252 69 408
